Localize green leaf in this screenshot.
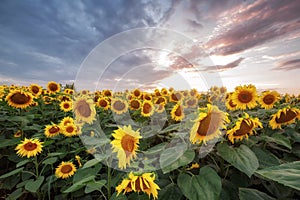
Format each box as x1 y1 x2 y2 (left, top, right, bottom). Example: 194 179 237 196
251 146 280 168
256 161 300 191
0 137 20 148
161 149 195 174
261 134 291 149
6 188 24 200
16 159 31 168
63 176 95 193
73 163 101 183
159 183 182 200
160 142 186 168
0 167 24 179
42 157 58 165
239 188 275 200
217 143 259 177
82 158 100 169
84 180 106 193
25 176 44 193
177 166 222 200
159 123 181 134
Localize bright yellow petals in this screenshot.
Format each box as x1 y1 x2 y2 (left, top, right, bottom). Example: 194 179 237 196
111 98 128 114
5 90 34 109
61 123 78 137
190 104 229 144
55 161 76 179
73 95 96 124
171 103 185 121
15 138 43 158
14 130 22 138
47 81 60 93
44 124 61 137
60 100 73 112
232 84 257 110
75 155 82 167
29 84 43 97
116 172 160 199
111 125 141 169
141 101 154 117
258 91 280 109
96 97 110 110
269 107 300 129
227 113 262 143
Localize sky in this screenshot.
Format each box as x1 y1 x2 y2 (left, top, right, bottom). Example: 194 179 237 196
0 0 300 93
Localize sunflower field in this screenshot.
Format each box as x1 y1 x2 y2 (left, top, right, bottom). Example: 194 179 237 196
0 82 300 200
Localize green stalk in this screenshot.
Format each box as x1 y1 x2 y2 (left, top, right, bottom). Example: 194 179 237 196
107 166 111 199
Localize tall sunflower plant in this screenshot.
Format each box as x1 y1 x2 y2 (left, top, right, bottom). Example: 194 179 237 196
1 83 300 199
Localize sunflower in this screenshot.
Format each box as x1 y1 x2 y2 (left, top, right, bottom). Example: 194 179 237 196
258 91 280 109
55 161 77 179
73 95 96 124
269 107 300 129
141 100 154 117
129 99 141 110
75 155 82 167
47 81 60 93
155 103 165 113
154 96 167 105
161 88 168 96
14 130 22 138
169 92 183 102
96 97 110 110
111 125 141 169
232 84 257 110
5 90 34 109
116 172 160 199
190 104 229 144
132 89 142 98
185 97 198 108
186 163 200 170
59 116 74 127
29 84 43 97
15 138 43 158
171 103 185 121
44 124 61 137
60 101 73 112
190 88 198 97
143 93 152 101
225 94 237 111
61 123 77 137
226 113 262 143
102 89 112 97
111 98 128 114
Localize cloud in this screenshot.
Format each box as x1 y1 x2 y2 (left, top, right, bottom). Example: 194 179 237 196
273 59 300 71
205 0 300 55
201 57 244 72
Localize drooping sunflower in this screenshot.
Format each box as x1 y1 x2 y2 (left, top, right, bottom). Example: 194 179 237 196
15 138 43 158
232 84 257 110
129 99 141 110
29 84 43 97
171 103 185 121
111 98 128 114
61 123 78 137
14 130 22 138
44 124 61 137
73 95 96 124
141 100 155 117
226 113 262 143
47 81 60 93
59 116 74 127
258 91 280 109
269 107 300 129
142 93 152 101
60 100 73 112
116 172 160 199
111 125 141 169
5 90 34 109
96 97 110 110
225 94 237 111
190 104 229 144
55 161 77 179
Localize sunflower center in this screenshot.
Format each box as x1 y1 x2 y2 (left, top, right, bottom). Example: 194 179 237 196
175 105 182 116
66 126 74 133
121 134 135 155
233 120 254 136
143 103 152 114
197 112 219 136
263 94 275 105
229 100 236 107
11 93 30 104
49 83 58 91
24 142 37 151
238 91 252 103
61 165 73 174
134 90 140 97
77 100 92 117
130 100 140 109
156 97 165 104
49 126 60 134
113 101 125 111
31 86 39 94
99 100 108 107
171 93 181 101
63 103 70 109
275 110 297 123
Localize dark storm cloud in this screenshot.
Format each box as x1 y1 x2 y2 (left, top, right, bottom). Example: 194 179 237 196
205 0 300 55
273 59 300 71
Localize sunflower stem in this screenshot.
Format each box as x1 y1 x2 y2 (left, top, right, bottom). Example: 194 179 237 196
34 156 39 177
107 165 111 199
